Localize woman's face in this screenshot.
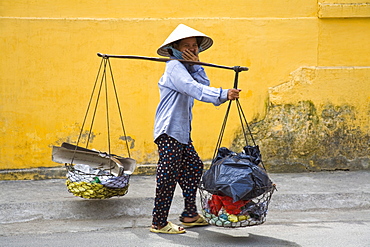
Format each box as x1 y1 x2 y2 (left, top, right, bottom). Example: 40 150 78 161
174 37 199 55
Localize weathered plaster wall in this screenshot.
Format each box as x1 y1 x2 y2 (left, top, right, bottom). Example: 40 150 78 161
232 67 370 172
0 1 369 174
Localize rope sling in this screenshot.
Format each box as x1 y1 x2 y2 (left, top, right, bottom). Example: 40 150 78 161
74 57 131 158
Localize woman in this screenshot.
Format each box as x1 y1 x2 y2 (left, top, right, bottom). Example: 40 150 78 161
151 24 241 234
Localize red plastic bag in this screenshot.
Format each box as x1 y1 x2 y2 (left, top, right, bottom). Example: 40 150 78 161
208 194 250 216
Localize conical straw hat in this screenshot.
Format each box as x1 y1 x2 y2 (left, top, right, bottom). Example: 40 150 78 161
157 24 213 57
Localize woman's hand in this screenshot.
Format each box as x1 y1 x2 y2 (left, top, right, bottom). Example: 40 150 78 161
182 49 199 62
227 89 241 100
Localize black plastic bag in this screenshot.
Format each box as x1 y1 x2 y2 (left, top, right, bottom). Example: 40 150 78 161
201 146 273 202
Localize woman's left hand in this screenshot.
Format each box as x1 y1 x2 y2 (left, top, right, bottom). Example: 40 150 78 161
227 89 241 100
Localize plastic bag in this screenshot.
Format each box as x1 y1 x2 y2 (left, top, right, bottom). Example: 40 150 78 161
201 146 273 202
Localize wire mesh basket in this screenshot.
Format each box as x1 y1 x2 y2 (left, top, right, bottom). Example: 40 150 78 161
52 142 136 199
199 185 275 227
65 165 130 199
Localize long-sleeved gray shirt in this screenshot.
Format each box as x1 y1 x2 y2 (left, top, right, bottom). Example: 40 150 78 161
154 59 228 144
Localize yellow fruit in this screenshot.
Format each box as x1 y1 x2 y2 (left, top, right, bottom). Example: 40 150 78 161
238 215 246 221
83 191 91 195
65 177 131 199
228 214 238 222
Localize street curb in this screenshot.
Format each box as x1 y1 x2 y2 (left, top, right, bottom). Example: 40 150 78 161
0 165 160 180
0 163 213 180
0 167 67 180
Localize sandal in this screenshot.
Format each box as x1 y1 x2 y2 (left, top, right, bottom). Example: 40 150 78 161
179 214 209 227
150 222 186 234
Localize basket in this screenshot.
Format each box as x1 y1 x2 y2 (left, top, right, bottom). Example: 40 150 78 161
50 56 136 199
199 185 275 227
52 142 136 199
65 165 130 199
199 79 276 227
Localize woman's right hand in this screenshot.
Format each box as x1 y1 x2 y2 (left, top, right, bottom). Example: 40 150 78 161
182 49 199 62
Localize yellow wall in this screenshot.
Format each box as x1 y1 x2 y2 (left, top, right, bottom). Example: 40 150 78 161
1 1 369 170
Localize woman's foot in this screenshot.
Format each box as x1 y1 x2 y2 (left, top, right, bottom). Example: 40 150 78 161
179 214 209 227
150 222 186 234
181 214 201 223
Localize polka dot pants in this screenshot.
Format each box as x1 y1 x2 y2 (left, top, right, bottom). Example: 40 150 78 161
152 134 204 228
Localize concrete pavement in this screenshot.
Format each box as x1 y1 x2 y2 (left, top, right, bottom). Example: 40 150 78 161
1 171 369 224
1 171 370 246
0 171 370 247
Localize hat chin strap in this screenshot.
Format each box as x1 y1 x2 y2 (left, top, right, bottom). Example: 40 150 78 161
165 46 183 60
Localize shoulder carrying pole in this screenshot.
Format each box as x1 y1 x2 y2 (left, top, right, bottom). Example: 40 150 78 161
97 53 253 167
97 53 249 72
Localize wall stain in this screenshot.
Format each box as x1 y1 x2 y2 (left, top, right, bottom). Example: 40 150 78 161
54 130 97 146
231 101 370 172
119 136 135 149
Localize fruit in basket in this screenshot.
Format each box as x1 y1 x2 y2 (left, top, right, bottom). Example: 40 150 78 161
228 214 238 222
238 215 249 221
65 179 129 199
